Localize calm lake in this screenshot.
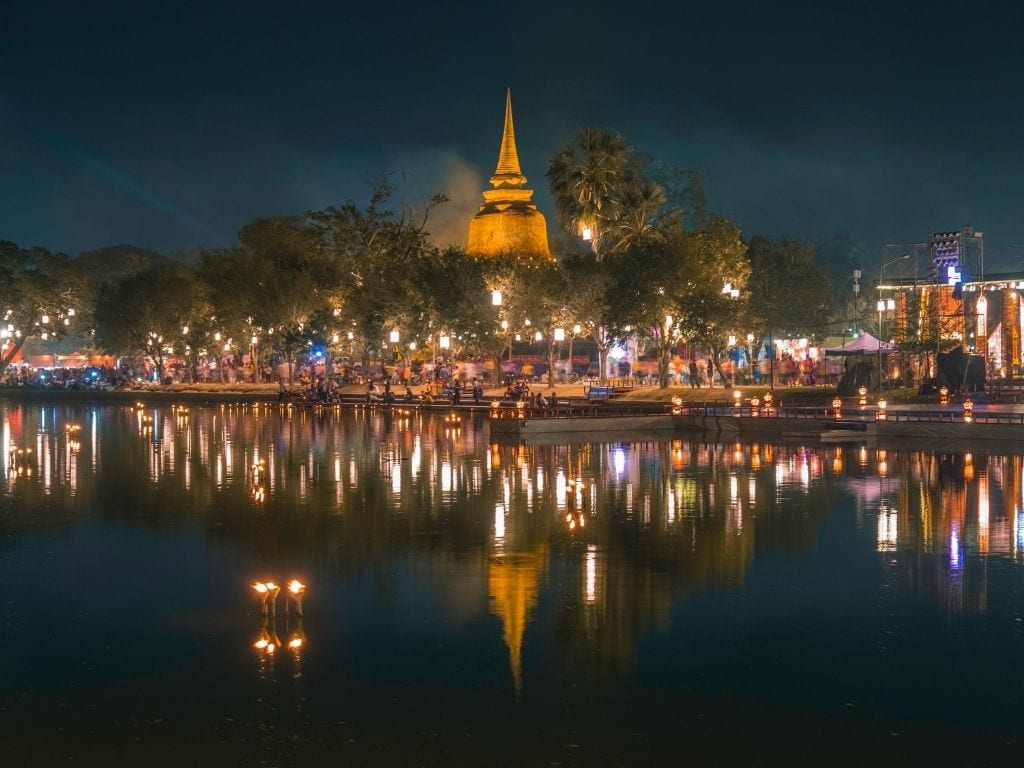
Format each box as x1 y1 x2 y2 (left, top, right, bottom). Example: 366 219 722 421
2 399 1022 766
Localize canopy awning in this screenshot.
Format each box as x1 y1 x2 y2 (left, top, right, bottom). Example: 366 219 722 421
824 332 894 356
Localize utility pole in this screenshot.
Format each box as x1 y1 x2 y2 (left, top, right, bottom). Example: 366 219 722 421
852 269 862 334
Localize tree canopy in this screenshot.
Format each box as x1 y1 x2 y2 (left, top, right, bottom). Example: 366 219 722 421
0 241 85 377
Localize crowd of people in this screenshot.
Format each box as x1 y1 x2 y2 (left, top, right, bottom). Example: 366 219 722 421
1 364 124 389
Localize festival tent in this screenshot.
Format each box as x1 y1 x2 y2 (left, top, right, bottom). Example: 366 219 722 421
824 332 894 356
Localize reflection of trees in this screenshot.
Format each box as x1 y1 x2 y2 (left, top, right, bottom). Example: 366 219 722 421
542 439 835 679
3 404 855 685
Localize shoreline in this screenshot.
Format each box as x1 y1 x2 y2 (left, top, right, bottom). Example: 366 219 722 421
0 381 1003 411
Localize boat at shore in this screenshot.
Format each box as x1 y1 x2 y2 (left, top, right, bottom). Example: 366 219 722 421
488 401 675 435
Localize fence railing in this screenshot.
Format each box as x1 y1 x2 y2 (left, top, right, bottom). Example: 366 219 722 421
679 402 1024 426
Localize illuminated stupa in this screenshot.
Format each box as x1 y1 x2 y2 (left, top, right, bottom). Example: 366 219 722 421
467 90 551 260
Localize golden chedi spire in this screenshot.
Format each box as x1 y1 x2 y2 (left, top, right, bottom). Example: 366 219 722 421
493 89 524 181
467 90 552 260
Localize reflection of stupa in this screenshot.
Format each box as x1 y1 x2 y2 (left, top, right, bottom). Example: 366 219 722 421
466 90 552 260
488 543 547 697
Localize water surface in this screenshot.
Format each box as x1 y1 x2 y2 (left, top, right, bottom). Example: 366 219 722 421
2 400 1022 765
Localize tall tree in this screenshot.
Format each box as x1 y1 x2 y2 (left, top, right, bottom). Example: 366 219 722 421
605 234 691 388
547 129 668 258
676 218 751 385
561 253 616 380
309 177 446 367
200 215 331 378
547 128 632 256
480 253 567 381
0 242 85 378
746 236 833 385
93 263 211 383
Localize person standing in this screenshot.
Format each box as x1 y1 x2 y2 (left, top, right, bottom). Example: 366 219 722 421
706 355 716 387
688 359 700 388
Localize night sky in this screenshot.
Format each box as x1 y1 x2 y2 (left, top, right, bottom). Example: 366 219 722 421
2 0 1022 269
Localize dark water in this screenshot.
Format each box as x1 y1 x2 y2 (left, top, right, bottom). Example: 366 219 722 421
2 399 1023 766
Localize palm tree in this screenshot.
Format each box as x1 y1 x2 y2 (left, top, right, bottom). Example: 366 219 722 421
606 177 667 253
547 128 632 257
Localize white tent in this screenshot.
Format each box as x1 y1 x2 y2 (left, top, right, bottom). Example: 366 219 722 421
824 332 894 356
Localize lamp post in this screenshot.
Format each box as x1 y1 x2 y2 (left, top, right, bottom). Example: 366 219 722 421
553 327 565 383
852 269 861 334
727 334 737 386
389 329 400 367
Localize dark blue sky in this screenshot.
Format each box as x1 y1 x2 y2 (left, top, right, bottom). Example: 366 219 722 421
2 0 1022 269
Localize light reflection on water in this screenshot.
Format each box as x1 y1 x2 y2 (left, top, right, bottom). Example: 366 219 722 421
2 399 1024 762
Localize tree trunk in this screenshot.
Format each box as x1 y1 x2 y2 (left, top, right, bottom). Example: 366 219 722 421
596 326 609 384
659 339 671 388
710 346 727 388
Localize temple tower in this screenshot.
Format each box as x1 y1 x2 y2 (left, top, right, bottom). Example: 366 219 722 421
467 90 551 260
